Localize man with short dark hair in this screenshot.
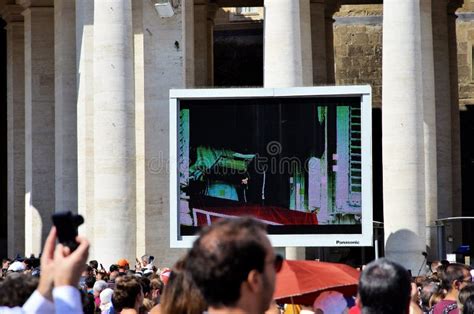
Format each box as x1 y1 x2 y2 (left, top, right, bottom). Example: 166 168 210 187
89 260 99 273
109 264 119 276
85 276 96 294
357 258 411 314
185 217 281 314
432 263 472 314
106 264 120 290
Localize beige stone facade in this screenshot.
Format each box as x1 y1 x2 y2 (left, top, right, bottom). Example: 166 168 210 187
334 6 382 107
457 4 474 108
0 0 473 270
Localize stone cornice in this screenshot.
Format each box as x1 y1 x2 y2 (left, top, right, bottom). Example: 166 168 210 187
1 3 23 23
334 14 382 25
16 0 53 8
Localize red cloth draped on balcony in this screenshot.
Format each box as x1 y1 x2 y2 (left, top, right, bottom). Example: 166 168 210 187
191 203 318 226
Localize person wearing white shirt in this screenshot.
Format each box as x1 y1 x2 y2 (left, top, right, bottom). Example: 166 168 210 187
0 227 90 314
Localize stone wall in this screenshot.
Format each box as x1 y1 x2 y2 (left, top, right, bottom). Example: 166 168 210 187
334 5 382 108
456 10 474 108
333 3 474 111
142 0 187 267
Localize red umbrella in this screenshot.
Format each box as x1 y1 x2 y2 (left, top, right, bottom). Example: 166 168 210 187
273 260 360 305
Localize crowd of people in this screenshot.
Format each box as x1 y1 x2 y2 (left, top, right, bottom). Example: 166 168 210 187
0 217 473 314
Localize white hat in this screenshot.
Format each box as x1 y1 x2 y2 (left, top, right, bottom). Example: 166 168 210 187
100 288 114 305
7 261 26 272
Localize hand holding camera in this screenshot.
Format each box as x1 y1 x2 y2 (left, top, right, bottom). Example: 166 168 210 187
52 211 84 251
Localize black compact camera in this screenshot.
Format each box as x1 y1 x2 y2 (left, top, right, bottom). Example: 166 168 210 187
52 211 84 251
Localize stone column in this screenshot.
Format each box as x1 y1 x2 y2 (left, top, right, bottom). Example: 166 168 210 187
194 0 215 86
382 0 436 272
22 3 55 256
133 0 146 260
447 0 463 255
431 0 452 258
2 4 25 258
421 0 437 260
324 2 339 84
76 0 95 248
55 0 77 213
93 0 136 266
206 3 217 86
193 1 206 86
183 0 195 87
310 0 328 84
142 0 186 266
264 0 313 260
310 0 339 85
264 0 313 88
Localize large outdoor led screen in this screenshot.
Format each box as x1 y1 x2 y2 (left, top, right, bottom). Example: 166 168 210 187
170 86 372 247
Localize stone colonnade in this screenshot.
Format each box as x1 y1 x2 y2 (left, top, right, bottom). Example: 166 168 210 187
1 0 462 270
23 3 55 256
3 3 25 258
382 0 461 271
2 0 185 266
